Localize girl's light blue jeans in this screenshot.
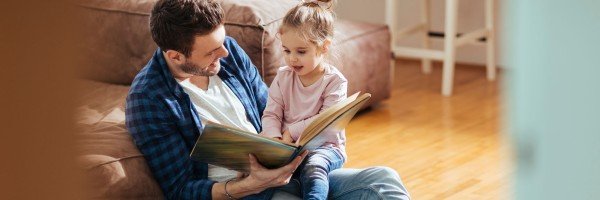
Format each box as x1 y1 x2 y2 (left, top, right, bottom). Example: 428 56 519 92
297 147 345 200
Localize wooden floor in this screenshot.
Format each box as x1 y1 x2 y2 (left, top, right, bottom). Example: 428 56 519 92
345 59 513 199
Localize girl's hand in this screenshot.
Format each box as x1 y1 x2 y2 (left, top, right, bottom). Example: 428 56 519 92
282 130 294 144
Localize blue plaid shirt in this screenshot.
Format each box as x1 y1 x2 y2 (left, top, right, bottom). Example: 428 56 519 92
125 37 268 200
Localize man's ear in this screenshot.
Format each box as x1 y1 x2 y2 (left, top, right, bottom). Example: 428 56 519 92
164 50 185 65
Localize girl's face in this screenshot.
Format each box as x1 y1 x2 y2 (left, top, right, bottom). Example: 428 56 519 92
280 30 326 76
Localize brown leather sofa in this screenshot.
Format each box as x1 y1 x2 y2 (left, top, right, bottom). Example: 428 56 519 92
76 0 391 198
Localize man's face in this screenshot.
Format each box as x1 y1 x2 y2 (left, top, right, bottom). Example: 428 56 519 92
179 25 229 76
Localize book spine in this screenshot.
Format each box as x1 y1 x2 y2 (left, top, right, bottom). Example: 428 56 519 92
285 147 304 165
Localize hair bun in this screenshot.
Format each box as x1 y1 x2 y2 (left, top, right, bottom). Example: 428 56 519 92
302 0 334 9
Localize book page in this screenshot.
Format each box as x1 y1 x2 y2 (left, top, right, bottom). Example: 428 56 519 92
297 92 370 147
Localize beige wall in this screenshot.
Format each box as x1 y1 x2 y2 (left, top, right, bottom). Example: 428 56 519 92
335 0 387 24
335 0 504 66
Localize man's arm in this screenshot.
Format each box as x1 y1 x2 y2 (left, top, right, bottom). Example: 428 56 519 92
126 92 214 200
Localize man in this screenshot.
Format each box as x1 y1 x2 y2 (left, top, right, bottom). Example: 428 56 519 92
125 0 411 199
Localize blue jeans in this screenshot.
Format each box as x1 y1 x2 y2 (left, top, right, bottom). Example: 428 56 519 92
297 147 345 200
244 161 411 200
278 167 411 200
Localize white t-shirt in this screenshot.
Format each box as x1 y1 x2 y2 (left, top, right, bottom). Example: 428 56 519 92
178 75 257 182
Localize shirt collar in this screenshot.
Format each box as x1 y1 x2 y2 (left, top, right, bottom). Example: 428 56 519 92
153 48 186 99
217 58 234 78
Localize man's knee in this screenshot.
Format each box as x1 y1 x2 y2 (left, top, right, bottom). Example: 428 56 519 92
360 166 410 199
327 167 410 199
375 166 401 180
359 166 401 183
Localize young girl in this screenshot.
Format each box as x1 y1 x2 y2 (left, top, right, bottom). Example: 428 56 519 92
261 0 347 199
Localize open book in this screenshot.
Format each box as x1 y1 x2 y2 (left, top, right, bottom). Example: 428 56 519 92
189 92 371 172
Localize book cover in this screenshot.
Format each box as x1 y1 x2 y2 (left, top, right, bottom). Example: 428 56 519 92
190 92 371 172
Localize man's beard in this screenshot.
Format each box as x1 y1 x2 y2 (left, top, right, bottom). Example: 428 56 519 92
180 60 218 76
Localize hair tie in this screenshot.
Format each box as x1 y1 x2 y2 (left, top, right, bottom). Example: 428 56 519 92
302 0 332 9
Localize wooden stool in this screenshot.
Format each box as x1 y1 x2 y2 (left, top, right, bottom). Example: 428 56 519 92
386 0 496 96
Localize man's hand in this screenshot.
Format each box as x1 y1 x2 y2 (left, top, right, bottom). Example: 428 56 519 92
235 151 308 194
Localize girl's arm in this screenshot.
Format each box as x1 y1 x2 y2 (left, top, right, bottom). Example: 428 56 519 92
287 77 348 141
260 73 285 138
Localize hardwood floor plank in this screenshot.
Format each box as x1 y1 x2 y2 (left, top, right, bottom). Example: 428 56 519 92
344 59 512 199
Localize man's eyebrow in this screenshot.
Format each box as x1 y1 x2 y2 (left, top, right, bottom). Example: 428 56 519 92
206 46 220 55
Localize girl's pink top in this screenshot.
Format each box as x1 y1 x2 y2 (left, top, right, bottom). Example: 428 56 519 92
261 64 348 156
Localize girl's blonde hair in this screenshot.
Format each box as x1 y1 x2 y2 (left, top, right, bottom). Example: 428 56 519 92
279 0 336 48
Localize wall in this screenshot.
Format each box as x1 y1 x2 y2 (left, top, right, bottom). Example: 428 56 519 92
335 0 505 66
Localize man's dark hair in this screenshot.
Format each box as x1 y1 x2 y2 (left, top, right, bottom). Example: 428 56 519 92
150 0 224 57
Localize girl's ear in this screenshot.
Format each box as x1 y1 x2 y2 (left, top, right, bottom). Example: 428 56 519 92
320 39 332 54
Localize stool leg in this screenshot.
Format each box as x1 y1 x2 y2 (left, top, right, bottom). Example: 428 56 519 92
385 0 397 86
485 0 496 80
442 0 458 96
421 0 432 74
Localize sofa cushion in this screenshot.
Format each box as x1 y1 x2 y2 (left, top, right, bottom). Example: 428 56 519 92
77 0 296 85
333 21 392 104
78 0 157 85
78 1 391 105
76 80 163 198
